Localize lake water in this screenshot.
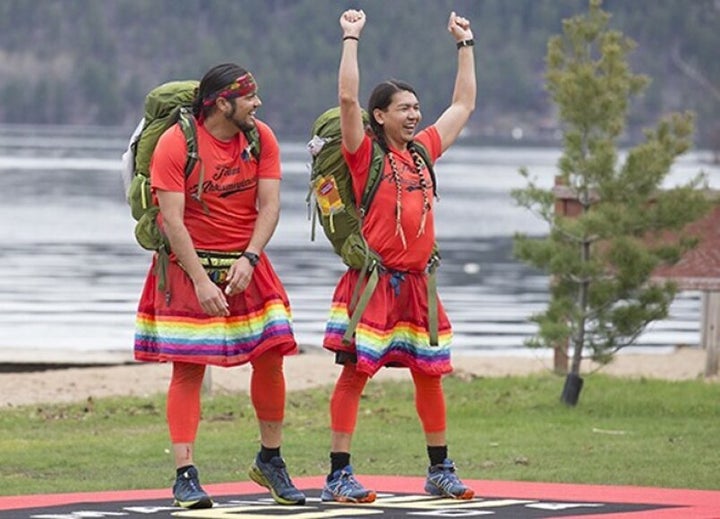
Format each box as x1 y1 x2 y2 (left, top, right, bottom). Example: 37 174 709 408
1 124 718 364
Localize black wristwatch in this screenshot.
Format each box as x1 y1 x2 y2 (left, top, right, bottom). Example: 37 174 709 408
241 251 260 267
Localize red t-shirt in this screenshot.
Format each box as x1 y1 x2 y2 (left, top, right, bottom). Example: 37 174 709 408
342 126 442 271
150 119 281 251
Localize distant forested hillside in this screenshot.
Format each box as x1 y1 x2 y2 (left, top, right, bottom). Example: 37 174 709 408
0 0 718 147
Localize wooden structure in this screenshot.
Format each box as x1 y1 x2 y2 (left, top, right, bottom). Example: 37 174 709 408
553 180 720 377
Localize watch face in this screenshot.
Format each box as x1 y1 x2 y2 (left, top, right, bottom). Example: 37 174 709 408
244 252 259 266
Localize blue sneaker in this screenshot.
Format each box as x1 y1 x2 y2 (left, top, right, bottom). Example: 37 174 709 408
425 459 475 500
321 465 377 503
248 454 306 505
172 466 213 509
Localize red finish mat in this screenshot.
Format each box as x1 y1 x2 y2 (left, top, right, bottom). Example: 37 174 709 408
1 476 719 518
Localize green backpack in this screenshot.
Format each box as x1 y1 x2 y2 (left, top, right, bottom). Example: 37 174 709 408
307 106 441 345
122 80 260 297
124 80 199 254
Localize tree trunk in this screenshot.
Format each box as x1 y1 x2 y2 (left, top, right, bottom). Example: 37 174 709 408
562 236 591 406
560 372 584 406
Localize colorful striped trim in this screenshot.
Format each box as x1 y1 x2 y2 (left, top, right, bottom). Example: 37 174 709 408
325 303 452 375
135 300 294 361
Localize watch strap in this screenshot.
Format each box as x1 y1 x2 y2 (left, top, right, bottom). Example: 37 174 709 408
241 251 260 267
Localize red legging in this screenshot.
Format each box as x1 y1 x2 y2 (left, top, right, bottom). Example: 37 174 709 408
167 349 286 443
330 362 446 435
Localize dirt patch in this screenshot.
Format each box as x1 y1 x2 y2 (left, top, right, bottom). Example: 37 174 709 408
0 347 713 408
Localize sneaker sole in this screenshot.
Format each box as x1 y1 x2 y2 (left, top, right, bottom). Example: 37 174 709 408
172 497 213 509
425 484 475 500
454 489 475 500
248 464 306 506
321 490 377 503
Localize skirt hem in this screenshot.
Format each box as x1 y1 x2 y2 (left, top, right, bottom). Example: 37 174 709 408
135 338 298 368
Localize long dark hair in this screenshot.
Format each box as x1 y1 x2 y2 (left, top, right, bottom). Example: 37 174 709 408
367 79 418 152
192 63 249 120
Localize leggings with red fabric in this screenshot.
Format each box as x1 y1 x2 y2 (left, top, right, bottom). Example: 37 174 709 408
330 362 446 434
167 348 286 443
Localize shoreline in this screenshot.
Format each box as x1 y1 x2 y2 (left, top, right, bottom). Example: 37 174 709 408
0 347 713 408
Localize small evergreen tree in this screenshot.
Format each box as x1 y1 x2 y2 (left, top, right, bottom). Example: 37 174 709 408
512 0 711 405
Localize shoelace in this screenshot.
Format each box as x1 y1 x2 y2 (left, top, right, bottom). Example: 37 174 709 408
180 472 203 493
266 459 293 488
431 469 463 492
331 472 363 496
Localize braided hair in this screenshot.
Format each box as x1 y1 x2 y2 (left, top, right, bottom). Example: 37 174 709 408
192 63 249 121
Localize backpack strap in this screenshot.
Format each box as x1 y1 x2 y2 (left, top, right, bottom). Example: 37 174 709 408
177 107 199 179
343 255 381 344
427 253 441 346
344 257 441 347
244 127 261 161
410 140 441 346
176 108 211 215
358 141 386 217
340 141 384 343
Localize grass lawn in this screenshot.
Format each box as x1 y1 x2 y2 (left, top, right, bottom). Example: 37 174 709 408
1 373 718 496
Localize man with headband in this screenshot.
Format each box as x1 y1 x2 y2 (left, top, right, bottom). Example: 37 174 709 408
133 63 305 508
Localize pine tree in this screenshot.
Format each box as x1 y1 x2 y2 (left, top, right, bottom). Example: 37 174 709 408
512 0 712 405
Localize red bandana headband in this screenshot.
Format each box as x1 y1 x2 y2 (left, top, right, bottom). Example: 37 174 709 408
202 72 257 107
